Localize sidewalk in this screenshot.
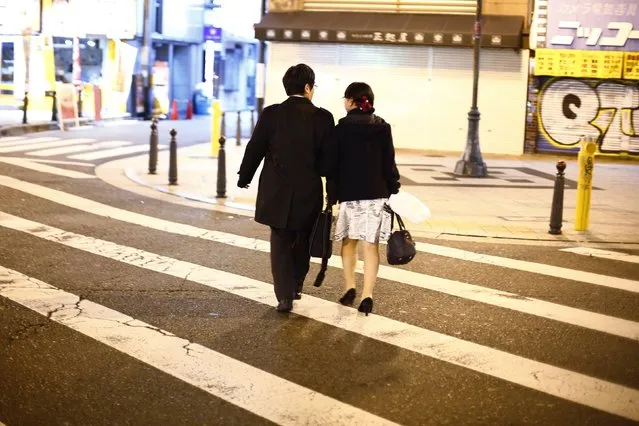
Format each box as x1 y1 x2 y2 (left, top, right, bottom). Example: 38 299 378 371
119 142 639 244
0 105 131 136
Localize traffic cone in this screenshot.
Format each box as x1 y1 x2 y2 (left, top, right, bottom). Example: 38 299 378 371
186 100 193 120
170 99 178 120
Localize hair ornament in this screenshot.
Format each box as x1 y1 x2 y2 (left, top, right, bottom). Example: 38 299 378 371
359 96 372 112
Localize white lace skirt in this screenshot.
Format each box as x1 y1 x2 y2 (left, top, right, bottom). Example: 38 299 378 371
333 198 392 244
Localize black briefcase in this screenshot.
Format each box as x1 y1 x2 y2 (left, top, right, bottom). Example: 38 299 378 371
309 205 333 287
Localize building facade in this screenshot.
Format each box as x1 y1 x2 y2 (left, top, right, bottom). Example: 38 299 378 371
256 0 530 155
529 0 639 157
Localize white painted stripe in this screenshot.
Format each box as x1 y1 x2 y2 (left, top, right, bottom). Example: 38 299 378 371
27 158 94 167
0 136 27 143
26 140 131 157
0 138 95 153
0 159 95 179
0 136 58 147
415 242 639 294
0 267 396 426
0 214 636 422
560 247 639 264
69 145 166 161
0 176 636 341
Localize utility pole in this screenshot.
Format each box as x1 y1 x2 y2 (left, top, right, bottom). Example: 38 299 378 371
454 0 487 177
141 0 154 120
256 0 267 115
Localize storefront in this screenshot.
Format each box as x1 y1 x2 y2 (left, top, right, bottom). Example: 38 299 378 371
532 0 639 157
0 0 43 104
255 12 528 155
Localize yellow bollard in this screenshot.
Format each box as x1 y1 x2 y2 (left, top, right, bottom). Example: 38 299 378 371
574 136 597 231
211 100 222 157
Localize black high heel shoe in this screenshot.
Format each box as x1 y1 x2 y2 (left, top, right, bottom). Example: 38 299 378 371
339 288 356 306
358 297 373 316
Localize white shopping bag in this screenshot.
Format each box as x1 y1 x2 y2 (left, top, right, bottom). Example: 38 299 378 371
388 190 431 224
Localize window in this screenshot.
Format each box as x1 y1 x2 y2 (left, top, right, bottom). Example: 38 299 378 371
0 42 15 95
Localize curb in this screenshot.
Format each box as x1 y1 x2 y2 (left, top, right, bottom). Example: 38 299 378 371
0 115 134 137
124 168 256 213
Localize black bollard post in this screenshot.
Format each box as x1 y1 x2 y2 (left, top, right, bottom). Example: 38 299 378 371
548 161 567 235
221 111 226 137
250 109 255 133
21 92 28 125
236 111 242 146
168 128 178 185
148 118 159 174
49 91 58 122
77 87 83 118
216 136 227 198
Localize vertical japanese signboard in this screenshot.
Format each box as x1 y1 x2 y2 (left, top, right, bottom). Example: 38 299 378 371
56 83 79 131
546 0 639 51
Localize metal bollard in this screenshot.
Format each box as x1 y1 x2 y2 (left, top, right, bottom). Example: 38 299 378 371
216 136 227 198
47 90 58 122
21 92 29 125
77 88 83 118
168 128 178 185
548 161 566 235
250 109 255 133
575 137 597 231
148 118 159 174
236 111 242 146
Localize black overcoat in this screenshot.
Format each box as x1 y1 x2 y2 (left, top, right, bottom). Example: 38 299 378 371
238 96 335 230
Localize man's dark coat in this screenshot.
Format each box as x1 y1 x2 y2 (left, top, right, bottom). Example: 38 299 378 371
238 96 335 230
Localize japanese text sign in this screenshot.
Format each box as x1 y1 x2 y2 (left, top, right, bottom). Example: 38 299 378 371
547 0 639 50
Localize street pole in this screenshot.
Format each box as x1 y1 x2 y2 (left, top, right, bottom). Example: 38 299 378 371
141 0 154 120
256 0 267 115
454 0 488 177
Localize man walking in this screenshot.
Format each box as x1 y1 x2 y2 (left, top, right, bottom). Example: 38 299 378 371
237 64 335 312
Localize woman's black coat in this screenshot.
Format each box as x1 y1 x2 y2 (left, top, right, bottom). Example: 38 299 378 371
238 96 335 230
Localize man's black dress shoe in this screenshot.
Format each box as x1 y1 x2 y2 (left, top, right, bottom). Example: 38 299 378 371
294 292 302 300
276 299 293 312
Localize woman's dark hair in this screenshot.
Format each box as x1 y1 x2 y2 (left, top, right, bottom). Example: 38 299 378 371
282 64 315 96
344 82 375 113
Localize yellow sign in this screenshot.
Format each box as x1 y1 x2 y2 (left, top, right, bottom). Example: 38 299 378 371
624 53 639 80
535 48 631 79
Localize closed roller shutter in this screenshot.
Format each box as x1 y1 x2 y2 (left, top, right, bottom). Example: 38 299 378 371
302 0 476 14
536 77 639 156
266 42 528 155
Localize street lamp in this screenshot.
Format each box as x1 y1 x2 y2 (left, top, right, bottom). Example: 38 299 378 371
454 0 487 177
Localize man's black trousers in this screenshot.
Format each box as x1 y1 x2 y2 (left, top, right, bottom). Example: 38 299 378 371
269 227 312 301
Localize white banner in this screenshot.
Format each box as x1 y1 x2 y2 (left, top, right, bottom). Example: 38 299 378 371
0 0 41 35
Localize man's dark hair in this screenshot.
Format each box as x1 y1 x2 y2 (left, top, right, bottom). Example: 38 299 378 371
282 64 315 96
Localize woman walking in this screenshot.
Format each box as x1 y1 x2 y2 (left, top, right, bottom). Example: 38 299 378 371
327 82 401 316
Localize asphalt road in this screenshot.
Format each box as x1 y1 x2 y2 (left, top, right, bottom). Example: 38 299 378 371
0 125 638 426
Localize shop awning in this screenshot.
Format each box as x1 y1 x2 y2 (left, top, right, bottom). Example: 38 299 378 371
254 12 523 49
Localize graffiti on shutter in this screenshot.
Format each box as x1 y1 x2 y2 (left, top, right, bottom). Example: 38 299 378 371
537 77 639 155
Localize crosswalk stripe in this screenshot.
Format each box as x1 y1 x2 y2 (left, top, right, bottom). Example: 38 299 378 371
68 145 163 161
0 159 96 179
26 158 94 167
1 212 637 422
0 267 397 426
560 247 639 264
0 175 636 340
0 136 59 148
26 140 131 157
0 138 95 153
0 136 27 143
415 242 639 294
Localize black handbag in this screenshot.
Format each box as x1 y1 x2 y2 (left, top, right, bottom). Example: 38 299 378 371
385 205 416 265
309 204 333 287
